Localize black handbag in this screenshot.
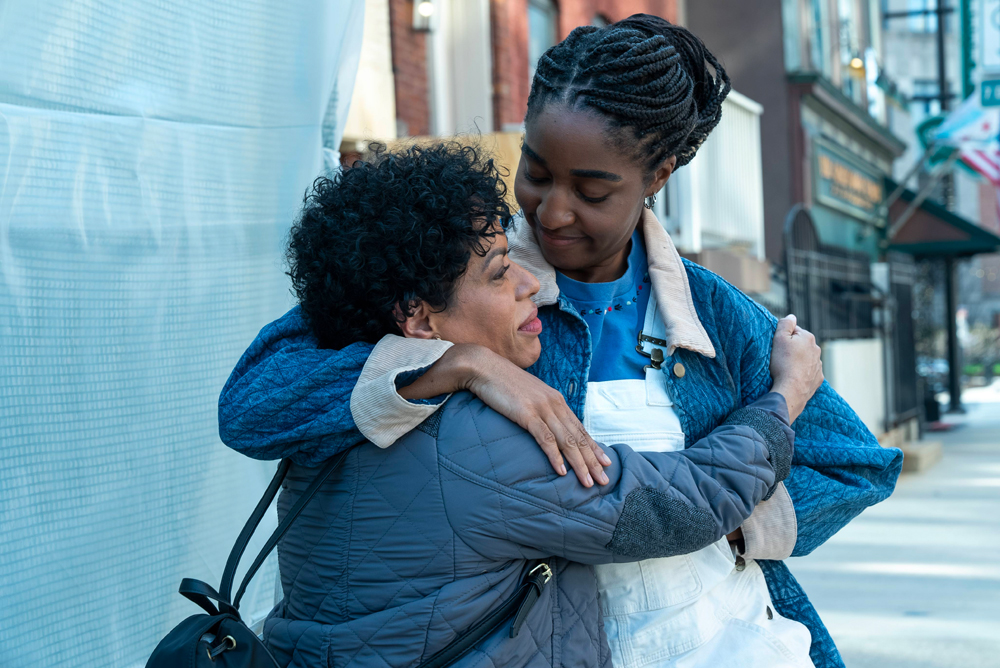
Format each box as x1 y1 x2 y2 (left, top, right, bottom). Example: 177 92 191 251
147 452 551 668
147 454 344 667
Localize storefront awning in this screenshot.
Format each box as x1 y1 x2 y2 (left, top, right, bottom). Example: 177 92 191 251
884 178 1000 258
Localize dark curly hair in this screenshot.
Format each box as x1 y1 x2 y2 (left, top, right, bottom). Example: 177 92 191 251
286 142 513 350
526 14 730 172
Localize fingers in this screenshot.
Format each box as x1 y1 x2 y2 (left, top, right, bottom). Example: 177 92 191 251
566 413 609 485
574 425 610 486
776 314 797 335
584 427 612 467
526 418 567 477
548 419 594 487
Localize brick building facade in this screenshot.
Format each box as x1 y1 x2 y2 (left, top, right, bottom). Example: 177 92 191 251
389 0 676 138
388 1 431 136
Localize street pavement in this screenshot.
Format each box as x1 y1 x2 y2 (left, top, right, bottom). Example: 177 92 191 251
788 382 1000 668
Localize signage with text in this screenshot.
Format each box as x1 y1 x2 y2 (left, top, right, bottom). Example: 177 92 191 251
983 78 1000 106
814 139 884 223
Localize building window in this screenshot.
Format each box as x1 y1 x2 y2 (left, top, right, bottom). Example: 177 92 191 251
906 0 938 33
529 0 559 80
911 78 942 117
805 0 831 78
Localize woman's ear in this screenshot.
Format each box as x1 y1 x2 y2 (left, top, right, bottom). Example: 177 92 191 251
646 155 678 198
398 302 439 340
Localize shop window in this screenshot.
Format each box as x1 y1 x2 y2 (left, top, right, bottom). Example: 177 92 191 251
529 0 559 80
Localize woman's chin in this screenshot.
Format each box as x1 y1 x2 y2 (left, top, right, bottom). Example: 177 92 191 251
510 337 542 369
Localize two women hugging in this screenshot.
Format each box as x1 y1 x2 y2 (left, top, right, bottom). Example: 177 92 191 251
219 14 901 668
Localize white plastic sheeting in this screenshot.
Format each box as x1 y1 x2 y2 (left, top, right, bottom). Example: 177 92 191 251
0 1 364 665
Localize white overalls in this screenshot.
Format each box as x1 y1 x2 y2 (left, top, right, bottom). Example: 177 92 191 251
586 290 815 668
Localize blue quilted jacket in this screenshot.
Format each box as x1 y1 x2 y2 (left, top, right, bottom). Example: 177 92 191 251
262 392 790 668
220 260 903 668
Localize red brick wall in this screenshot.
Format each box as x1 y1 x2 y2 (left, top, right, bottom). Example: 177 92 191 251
559 0 676 35
389 0 431 136
388 0 677 134
492 0 677 130
491 0 531 130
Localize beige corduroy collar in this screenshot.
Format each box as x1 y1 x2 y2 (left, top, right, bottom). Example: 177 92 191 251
508 209 716 359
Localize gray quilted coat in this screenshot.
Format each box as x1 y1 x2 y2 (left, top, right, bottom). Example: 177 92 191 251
262 391 793 668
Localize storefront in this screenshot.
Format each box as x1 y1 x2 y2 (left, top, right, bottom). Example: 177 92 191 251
788 73 907 260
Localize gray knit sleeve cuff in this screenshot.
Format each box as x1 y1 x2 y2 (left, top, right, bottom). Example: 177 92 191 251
723 404 793 500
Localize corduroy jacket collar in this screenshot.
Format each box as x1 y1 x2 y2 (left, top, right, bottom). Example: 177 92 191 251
508 210 717 359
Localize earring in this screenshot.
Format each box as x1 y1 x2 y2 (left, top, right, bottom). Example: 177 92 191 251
433 334 442 340
644 194 657 210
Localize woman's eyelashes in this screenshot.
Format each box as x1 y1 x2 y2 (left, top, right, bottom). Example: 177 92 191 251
493 263 511 281
578 191 609 204
524 173 608 203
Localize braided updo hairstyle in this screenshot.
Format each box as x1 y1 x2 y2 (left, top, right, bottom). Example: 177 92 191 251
526 14 730 173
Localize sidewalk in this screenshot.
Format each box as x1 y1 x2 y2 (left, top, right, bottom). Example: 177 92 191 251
788 383 1000 668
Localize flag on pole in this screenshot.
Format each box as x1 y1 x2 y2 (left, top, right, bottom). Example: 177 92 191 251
933 94 1000 190
961 146 1000 186
933 94 1000 148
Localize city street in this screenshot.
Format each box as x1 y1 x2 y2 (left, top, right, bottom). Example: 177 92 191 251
789 384 1000 668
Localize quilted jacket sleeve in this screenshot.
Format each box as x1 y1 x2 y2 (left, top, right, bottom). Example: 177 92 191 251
217 307 374 466
686 262 904 557
436 392 793 564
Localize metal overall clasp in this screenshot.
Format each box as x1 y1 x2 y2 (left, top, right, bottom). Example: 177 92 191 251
636 331 668 371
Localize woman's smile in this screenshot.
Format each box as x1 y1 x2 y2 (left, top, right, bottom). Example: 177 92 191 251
534 222 586 249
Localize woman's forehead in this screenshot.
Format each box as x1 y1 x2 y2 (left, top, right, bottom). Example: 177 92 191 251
524 105 634 174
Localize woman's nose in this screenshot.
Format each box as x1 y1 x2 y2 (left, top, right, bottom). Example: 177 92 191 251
536 189 574 231
512 261 540 301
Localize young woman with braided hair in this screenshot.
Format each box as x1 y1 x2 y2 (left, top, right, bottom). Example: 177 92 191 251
221 14 901 668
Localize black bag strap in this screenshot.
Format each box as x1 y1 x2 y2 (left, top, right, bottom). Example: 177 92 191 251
179 452 348 617
231 450 347 610
416 562 552 668
218 460 291 604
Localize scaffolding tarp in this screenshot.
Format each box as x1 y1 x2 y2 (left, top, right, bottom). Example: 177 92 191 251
0 2 363 665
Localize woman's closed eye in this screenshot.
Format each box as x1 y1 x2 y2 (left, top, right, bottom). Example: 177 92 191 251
523 171 549 184
493 263 511 281
578 190 609 204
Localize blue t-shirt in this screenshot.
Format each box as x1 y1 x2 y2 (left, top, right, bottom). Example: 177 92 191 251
556 231 651 382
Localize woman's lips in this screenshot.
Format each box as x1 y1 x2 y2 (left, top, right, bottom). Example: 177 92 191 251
531 217 584 248
518 308 543 334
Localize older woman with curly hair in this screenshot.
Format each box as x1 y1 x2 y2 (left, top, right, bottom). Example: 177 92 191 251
219 143 824 668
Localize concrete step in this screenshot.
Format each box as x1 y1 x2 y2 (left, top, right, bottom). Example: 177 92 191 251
899 440 943 474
